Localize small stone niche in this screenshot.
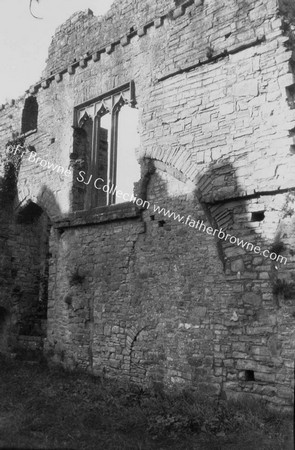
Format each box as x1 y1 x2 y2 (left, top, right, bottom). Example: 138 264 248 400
251 211 265 222
245 370 255 381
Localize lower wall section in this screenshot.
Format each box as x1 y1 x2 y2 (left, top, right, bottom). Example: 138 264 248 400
46 170 295 410
0 201 50 354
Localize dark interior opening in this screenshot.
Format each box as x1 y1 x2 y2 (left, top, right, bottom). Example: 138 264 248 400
245 370 255 381
15 204 51 337
251 211 265 222
21 96 38 134
0 307 9 328
0 307 10 352
16 201 43 224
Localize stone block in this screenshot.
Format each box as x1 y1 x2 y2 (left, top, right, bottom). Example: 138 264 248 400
68 65 75 75
233 79 258 97
278 73 295 89
92 52 100 62
242 292 262 307
120 36 129 47
231 259 244 273
41 80 49 89
29 85 37 94
137 27 146 37
154 18 162 28
79 59 87 68
55 73 62 82
106 45 113 54
173 7 185 19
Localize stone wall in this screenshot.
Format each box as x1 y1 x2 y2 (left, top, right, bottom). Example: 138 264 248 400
0 0 295 409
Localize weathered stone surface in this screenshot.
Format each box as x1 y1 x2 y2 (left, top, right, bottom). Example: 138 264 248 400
0 0 294 411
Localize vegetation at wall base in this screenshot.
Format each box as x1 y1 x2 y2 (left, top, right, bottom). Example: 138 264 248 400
0 354 292 450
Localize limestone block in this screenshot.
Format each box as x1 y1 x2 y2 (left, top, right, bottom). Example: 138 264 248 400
29 85 37 94
173 7 185 19
137 27 146 37
120 36 129 47
92 52 100 62
233 79 258 97
79 59 87 68
154 18 162 28
68 65 75 75
231 259 245 273
106 45 113 54
278 73 295 89
41 80 49 89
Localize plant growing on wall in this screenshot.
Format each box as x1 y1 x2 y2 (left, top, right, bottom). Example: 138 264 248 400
0 137 26 205
69 267 85 286
273 278 295 300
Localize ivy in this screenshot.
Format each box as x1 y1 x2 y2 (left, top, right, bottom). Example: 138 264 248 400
0 137 27 206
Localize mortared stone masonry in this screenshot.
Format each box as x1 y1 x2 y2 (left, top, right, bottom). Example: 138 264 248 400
0 0 295 409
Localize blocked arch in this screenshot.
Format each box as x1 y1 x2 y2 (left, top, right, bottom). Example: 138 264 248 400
141 155 228 267
143 154 237 202
16 186 61 222
142 147 194 181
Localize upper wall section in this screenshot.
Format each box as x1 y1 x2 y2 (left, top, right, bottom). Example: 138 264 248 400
1 0 294 214
42 0 279 80
43 0 175 78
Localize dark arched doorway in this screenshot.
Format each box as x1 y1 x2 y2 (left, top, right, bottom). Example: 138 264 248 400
14 201 51 351
0 307 10 353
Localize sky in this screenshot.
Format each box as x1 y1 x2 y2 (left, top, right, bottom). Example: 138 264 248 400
0 0 114 104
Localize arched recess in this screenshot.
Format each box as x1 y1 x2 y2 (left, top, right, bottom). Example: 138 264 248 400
141 146 196 182
0 307 11 353
13 199 52 342
16 184 62 222
139 156 230 268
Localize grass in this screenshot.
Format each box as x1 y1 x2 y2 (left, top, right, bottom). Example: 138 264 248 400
0 354 293 449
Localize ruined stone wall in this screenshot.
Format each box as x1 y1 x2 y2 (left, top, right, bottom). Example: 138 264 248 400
0 106 50 350
0 0 295 408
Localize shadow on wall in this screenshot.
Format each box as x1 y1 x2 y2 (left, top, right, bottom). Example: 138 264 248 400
194 158 295 300
0 157 62 352
118 155 295 402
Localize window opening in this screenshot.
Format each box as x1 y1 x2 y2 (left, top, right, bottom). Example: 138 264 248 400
21 96 38 134
75 82 140 208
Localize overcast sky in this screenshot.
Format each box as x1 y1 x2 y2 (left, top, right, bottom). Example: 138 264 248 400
0 0 114 104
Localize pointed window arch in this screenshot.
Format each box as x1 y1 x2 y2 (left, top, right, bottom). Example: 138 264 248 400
74 81 140 208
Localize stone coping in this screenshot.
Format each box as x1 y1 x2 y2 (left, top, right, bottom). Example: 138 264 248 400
54 202 142 229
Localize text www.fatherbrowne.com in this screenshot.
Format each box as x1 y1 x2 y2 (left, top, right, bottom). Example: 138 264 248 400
8 144 286 266
152 204 287 265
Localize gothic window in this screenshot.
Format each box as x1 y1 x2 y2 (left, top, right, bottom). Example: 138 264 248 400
74 82 140 208
21 96 38 134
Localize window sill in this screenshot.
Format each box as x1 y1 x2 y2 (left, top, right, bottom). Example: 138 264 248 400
55 202 141 229
19 129 38 139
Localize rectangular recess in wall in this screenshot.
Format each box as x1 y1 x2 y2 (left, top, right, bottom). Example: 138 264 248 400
251 211 265 222
245 370 255 381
